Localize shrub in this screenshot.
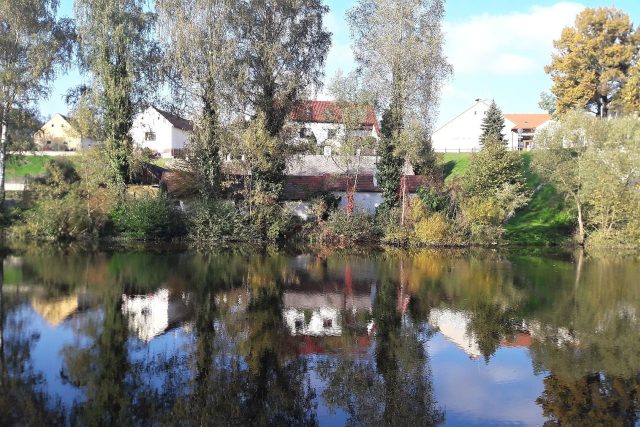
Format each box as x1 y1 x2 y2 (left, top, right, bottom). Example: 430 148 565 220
110 195 185 239
187 200 256 245
322 209 379 245
376 206 411 246
13 193 96 241
308 191 340 222
414 213 451 244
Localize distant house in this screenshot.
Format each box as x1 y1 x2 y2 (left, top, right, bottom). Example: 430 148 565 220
432 99 552 152
289 100 380 155
33 113 97 151
130 106 193 158
283 155 422 215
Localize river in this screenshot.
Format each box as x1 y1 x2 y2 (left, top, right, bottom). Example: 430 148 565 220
0 248 639 426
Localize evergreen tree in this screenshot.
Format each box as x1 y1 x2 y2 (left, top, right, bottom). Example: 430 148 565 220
480 100 506 145
377 108 404 210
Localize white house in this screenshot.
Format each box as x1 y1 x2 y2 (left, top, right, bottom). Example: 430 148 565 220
130 106 193 158
432 99 552 152
289 100 380 155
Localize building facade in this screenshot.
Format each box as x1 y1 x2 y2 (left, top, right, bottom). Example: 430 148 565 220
432 99 552 152
33 113 97 151
130 106 193 158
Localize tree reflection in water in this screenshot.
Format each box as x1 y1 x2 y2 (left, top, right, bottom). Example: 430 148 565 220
2 249 640 425
317 276 444 426
0 252 65 424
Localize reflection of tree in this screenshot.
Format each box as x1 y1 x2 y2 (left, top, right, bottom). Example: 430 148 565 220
62 291 133 425
0 254 65 424
319 278 444 426
240 257 317 426
537 373 640 426
465 301 518 362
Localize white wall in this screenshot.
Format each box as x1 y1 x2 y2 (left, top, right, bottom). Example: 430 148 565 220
432 101 510 152
130 107 182 157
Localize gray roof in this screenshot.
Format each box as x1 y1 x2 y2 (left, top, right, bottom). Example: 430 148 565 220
286 155 414 176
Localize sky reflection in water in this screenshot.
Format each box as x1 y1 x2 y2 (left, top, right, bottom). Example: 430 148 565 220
1 249 639 426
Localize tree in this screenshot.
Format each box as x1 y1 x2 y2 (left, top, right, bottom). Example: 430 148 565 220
348 0 451 208
538 91 557 115
75 0 160 187
327 71 377 215
545 7 640 117
534 112 640 246
479 100 506 145
233 0 332 198
464 138 526 198
157 0 240 201
0 0 73 204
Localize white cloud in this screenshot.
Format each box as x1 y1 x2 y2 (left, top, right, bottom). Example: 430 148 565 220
445 2 586 76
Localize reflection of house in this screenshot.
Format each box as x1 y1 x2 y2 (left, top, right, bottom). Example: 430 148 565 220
122 288 191 342
432 99 552 152
130 106 193 158
33 113 97 151
32 295 80 326
283 291 373 337
429 308 483 359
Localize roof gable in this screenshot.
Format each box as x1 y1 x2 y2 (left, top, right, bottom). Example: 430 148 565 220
503 113 552 130
151 106 194 131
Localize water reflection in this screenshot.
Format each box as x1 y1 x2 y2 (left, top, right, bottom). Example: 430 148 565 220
1 249 640 425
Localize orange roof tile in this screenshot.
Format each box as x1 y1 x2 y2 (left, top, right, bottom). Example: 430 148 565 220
290 100 379 132
504 113 552 131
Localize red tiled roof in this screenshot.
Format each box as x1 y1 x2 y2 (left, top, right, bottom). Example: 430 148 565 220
289 100 379 133
504 114 552 131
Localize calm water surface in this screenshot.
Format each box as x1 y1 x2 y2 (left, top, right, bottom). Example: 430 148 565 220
1 248 639 426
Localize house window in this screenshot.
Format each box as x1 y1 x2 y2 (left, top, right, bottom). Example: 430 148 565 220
323 319 333 328
327 129 337 139
300 127 312 138
46 140 51 145
145 132 156 141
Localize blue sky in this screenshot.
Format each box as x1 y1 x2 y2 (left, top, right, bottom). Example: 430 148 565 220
41 0 640 128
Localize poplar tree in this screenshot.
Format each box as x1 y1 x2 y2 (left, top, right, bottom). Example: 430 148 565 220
479 100 506 145
157 0 238 201
233 0 332 198
75 0 159 187
348 0 451 208
0 0 73 204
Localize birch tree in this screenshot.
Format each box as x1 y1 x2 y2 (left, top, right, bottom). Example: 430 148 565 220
0 0 73 204
233 0 332 197
327 71 377 215
75 0 159 187
348 0 451 208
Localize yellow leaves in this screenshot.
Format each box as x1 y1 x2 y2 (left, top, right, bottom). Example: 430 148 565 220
547 7 640 116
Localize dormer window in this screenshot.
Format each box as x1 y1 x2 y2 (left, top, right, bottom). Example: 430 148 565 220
145 132 156 141
300 127 312 138
327 129 337 139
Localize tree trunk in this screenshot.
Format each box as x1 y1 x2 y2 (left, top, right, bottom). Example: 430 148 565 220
0 118 7 205
575 198 585 246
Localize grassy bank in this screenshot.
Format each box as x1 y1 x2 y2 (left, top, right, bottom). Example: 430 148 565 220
6 155 51 179
438 152 574 246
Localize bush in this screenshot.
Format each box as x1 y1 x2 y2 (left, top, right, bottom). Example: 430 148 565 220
414 213 451 244
376 206 411 246
187 200 256 246
110 195 185 239
322 209 379 245
308 191 340 222
13 193 96 241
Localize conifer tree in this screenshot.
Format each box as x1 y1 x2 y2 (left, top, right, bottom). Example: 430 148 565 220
480 100 506 145
377 108 404 210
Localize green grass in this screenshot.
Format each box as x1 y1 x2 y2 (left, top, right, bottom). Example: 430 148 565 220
440 153 471 184
504 153 575 245
5 155 51 179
